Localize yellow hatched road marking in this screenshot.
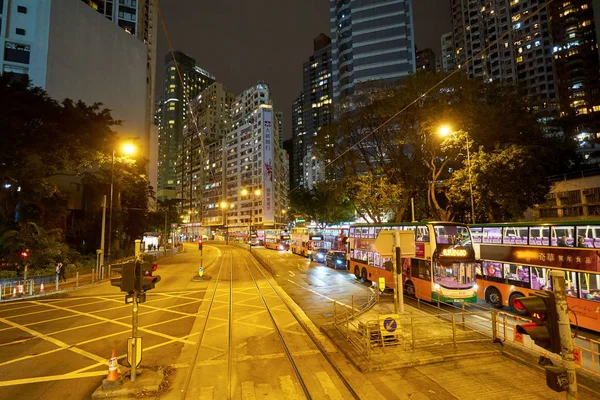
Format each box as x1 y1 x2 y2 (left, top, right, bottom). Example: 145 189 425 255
0 316 107 366
315 371 343 400
95 296 200 317
199 385 214 400
0 370 107 387
241 381 256 400
30 301 195 345
279 375 299 400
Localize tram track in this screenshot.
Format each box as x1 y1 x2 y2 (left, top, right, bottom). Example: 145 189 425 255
180 245 359 400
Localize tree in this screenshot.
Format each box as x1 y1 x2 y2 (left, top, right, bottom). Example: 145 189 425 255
289 182 354 228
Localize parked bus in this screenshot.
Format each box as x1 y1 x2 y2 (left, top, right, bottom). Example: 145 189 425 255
470 221 600 331
348 222 478 303
264 230 290 251
290 227 324 257
321 227 349 251
248 232 263 246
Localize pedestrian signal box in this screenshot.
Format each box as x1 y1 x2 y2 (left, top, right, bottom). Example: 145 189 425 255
110 261 135 294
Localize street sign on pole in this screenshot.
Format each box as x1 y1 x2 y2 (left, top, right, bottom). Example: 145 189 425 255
127 337 142 368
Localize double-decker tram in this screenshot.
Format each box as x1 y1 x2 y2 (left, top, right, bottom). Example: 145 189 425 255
470 221 600 331
348 222 478 303
321 227 349 251
264 230 290 251
289 227 324 257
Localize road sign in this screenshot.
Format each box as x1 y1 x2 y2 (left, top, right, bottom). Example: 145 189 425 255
373 230 416 257
198 267 204 277
378 277 385 292
378 314 400 334
127 337 142 368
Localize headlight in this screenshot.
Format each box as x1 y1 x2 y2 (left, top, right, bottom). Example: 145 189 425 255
434 283 440 291
317 254 324 259
279 245 284 250
336 259 343 265
473 284 479 291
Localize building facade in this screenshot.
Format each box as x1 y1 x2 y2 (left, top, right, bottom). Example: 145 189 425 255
416 48 436 72
441 31 455 72
157 51 215 199
329 0 416 98
549 0 600 151
451 0 558 115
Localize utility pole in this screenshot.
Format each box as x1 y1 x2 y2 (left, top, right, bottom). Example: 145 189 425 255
100 195 107 270
551 270 577 399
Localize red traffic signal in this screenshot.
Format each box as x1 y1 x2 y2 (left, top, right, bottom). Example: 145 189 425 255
20 250 29 258
198 239 203 250
514 292 561 355
135 261 161 292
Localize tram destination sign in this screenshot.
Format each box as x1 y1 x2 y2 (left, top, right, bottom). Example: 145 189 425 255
479 244 600 272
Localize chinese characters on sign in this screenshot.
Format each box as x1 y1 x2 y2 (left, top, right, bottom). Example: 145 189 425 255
262 111 274 225
480 245 600 272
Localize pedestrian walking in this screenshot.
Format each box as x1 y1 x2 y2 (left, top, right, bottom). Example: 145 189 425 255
57 263 66 282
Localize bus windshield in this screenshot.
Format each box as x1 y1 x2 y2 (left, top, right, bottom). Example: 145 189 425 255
434 262 476 289
434 225 472 249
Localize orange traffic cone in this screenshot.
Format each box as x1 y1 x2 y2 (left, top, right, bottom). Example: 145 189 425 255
40 282 45 293
106 349 119 381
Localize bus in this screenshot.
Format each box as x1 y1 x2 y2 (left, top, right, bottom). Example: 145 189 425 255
470 221 600 331
348 222 478 303
290 227 324 257
264 230 290 251
321 227 349 251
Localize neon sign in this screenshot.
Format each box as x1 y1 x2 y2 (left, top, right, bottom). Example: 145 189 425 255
442 248 468 257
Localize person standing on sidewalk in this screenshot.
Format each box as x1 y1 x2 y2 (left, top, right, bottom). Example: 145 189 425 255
56 263 66 282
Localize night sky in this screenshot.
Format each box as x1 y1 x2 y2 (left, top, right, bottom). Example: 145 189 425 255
156 0 452 139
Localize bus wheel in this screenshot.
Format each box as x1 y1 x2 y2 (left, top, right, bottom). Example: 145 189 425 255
509 293 528 316
361 268 368 282
404 281 415 297
354 266 361 280
486 288 503 308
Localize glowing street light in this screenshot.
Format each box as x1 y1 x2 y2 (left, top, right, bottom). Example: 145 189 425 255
438 125 476 223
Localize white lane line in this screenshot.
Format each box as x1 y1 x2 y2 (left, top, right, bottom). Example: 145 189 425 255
315 371 343 400
285 279 352 309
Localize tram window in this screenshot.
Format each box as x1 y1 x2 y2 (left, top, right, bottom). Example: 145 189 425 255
562 270 580 298
576 226 600 248
475 263 483 277
502 227 528 245
471 227 483 243
367 252 374 265
374 227 382 237
502 264 530 283
579 273 600 301
349 227 355 238
374 253 382 267
482 227 502 244
415 226 429 242
552 226 574 247
529 226 550 246
483 261 502 278
530 268 552 291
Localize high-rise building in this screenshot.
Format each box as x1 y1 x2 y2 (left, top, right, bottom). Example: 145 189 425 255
179 82 235 219
329 0 416 98
157 51 215 199
231 81 271 127
275 111 284 148
549 0 600 149
441 31 455 72
291 93 305 189
0 0 149 145
451 0 557 115
416 48 437 72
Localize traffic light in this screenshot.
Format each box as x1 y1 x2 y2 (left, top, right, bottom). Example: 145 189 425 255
135 260 161 292
20 250 29 259
111 261 135 294
198 238 203 251
514 291 562 355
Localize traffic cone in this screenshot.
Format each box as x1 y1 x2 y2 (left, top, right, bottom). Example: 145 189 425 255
106 349 119 381
40 282 45 293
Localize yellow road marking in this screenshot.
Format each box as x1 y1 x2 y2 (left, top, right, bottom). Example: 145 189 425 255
94 296 200 317
30 301 195 345
199 385 215 400
236 321 273 331
316 371 343 400
0 316 107 366
0 370 108 387
279 375 299 400
241 381 256 400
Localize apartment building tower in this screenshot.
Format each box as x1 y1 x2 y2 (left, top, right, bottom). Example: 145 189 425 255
329 0 416 98
441 31 455 72
416 48 437 72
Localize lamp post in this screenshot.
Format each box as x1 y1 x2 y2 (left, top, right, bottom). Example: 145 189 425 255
241 188 261 251
220 201 233 245
439 125 475 224
106 140 137 264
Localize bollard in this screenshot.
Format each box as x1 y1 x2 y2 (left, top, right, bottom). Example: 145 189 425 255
461 302 465 325
452 314 457 346
24 265 28 280
92 268 95 283
76 272 79 287
491 311 498 341
351 295 355 319
29 280 33 296
55 275 59 291
102 267 105 280
411 317 416 348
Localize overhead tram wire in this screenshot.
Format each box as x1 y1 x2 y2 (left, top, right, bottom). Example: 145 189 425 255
157 4 220 211
287 0 556 196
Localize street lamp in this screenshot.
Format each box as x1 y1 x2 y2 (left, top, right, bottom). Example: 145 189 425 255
240 188 261 249
220 201 233 245
438 125 475 223
106 139 138 264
